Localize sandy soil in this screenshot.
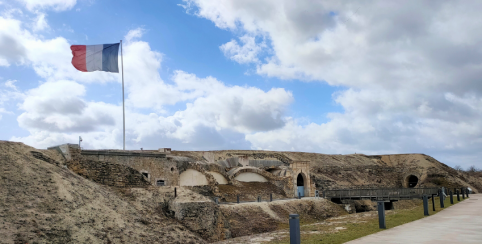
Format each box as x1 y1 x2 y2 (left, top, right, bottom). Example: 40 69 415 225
0 141 205 244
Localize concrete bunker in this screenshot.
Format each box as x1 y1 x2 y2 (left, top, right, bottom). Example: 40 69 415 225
234 172 268 182
180 169 208 186
407 175 419 188
207 171 228 185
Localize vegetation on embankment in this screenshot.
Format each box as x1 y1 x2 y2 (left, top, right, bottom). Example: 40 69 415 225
269 196 464 244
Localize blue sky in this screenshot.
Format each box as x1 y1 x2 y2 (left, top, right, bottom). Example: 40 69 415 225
1 0 482 169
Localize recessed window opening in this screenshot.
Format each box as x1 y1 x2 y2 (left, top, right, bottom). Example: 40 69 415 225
156 180 165 186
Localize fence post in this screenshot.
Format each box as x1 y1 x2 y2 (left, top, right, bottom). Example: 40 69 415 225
377 201 386 229
289 214 301 244
423 195 429 216
450 190 453 204
456 190 460 201
432 194 436 211
439 189 445 208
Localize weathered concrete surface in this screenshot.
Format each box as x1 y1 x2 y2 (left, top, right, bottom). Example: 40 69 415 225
348 194 482 244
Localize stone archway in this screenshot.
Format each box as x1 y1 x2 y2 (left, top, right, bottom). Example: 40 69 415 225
296 173 309 197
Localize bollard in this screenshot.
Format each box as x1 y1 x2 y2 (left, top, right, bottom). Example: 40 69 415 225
174 187 177 198
456 190 460 201
423 195 429 216
439 189 445 208
432 194 436 211
377 201 386 229
237 194 240 204
270 193 273 202
450 190 454 204
289 214 301 244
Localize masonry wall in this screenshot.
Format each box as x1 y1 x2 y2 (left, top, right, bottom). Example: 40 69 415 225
80 152 179 186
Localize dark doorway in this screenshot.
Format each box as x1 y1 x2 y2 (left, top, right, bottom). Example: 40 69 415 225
297 174 304 186
142 172 149 178
408 175 418 188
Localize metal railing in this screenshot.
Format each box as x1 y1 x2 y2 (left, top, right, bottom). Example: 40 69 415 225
324 187 439 200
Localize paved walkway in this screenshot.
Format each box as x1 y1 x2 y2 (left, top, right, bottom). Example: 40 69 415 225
347 194 482 244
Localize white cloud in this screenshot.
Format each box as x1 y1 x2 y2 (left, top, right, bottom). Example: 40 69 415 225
125 28 145 43
184 0 482 167
10 26 293 150
0 16 118 82
32 13 49 31
17 0 77 12
220 35 265 64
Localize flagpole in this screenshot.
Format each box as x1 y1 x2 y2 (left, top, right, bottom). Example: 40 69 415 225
121 40 125 150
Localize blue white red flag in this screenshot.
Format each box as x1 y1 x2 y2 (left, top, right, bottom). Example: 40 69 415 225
70 43 120 73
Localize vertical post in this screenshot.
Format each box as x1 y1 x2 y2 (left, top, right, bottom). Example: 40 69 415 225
289 214 301 244
456 190 460 201
377 201 386 229
439 189 445 208
322 191 326 198
423 195 429 216
237 194 240 204
120 40 125 150
298 192 301 199
432 194 436 211
215 197 219 205
174 187 177 198
466 188 469 198
450 191 453 204
270 193 273 202
257 196 261 202
462 188 465 199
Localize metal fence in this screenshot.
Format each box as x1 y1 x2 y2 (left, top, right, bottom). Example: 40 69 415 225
324 188 439 200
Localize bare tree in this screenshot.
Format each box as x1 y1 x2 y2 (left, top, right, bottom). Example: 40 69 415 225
467 165 479 173
454 165 463 171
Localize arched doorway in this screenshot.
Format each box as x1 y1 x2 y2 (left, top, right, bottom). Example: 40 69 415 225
407 175 419 188
297 174 304 197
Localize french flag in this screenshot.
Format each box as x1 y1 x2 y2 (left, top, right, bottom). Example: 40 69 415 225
71 43 120 73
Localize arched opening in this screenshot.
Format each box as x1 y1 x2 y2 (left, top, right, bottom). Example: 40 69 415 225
179 169 208 186
234 172 268 182
297 174 304 186
407 175 418 188
207 171 228 185
297 174 305 197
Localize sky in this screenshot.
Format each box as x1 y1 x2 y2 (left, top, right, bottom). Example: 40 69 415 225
1 0 482 169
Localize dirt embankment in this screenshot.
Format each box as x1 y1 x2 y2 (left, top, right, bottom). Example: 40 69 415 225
220 198 346 239
0 141 205 244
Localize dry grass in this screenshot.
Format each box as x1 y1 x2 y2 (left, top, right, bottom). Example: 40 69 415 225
268 196 464 244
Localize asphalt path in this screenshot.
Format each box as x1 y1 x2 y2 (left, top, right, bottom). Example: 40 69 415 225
347 194 482 244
